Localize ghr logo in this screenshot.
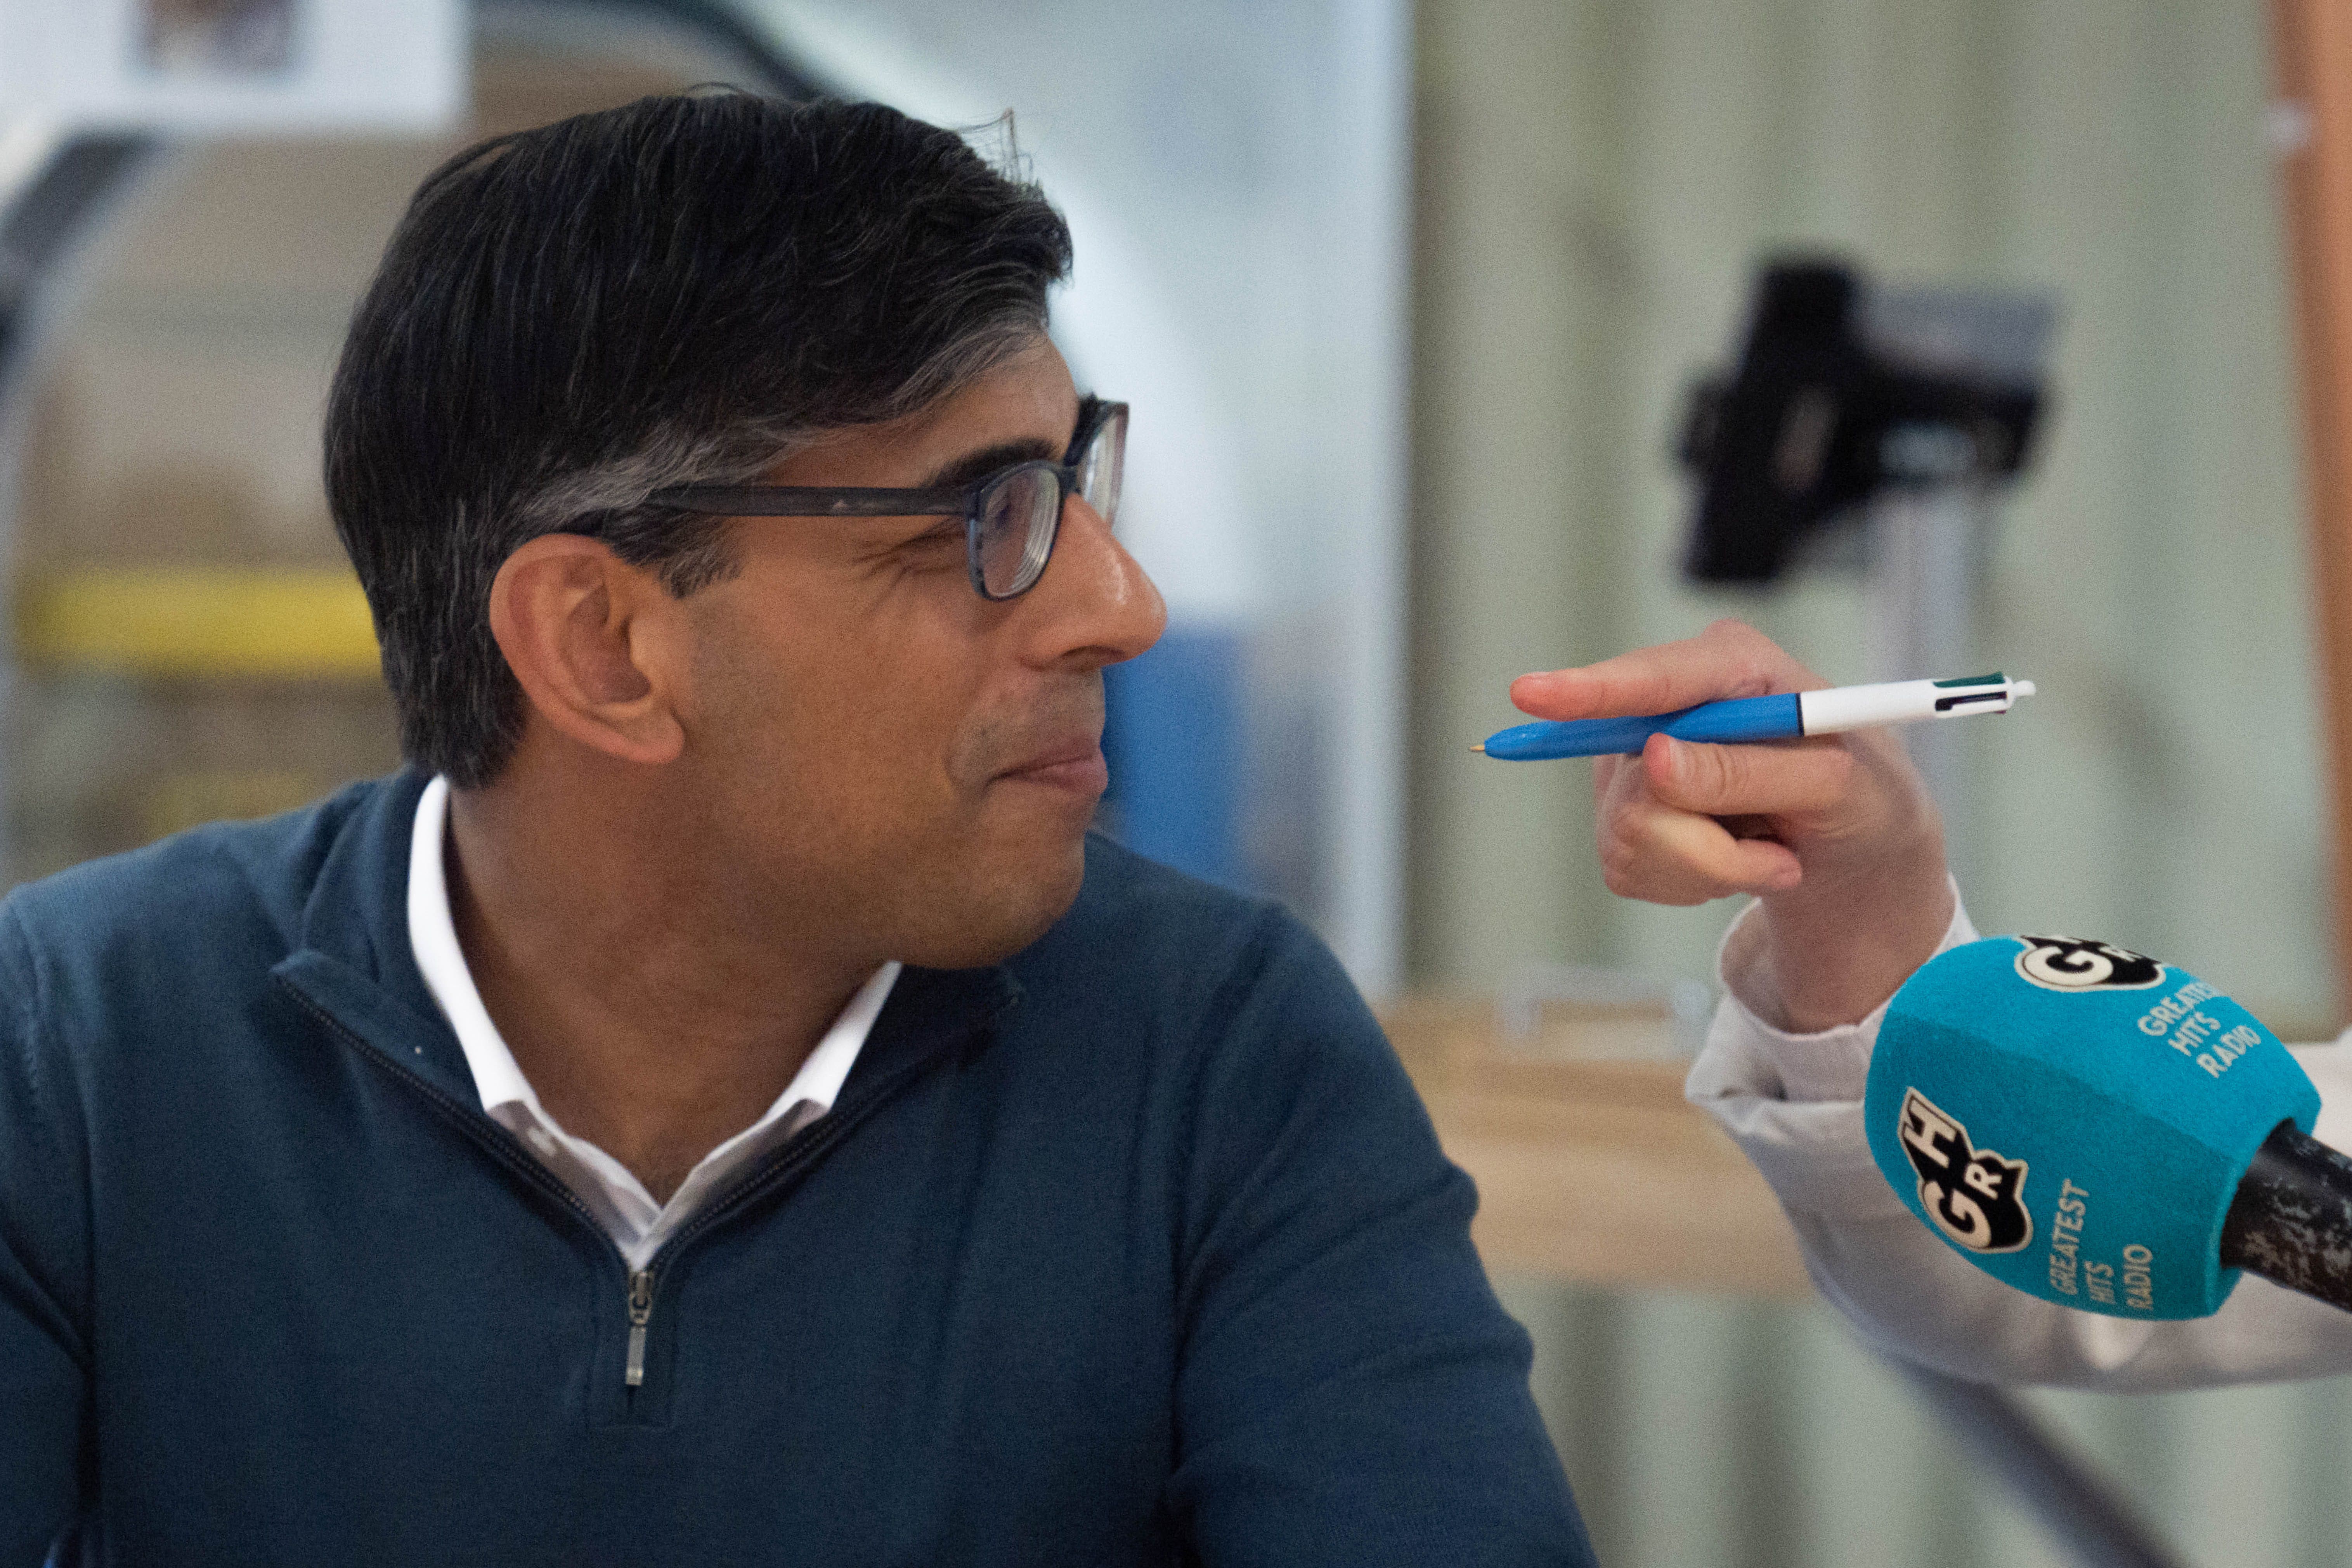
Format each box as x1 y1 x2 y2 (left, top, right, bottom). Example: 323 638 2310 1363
1896 1089 2032 1253
2014 936 2164 993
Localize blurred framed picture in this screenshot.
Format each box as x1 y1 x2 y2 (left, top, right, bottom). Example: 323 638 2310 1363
140 0 298 80
0 0 461 133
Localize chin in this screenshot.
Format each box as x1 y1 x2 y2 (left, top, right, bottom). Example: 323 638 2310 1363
900 834 1088 969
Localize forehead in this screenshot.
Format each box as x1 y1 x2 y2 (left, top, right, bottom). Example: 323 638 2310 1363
764 339 1080 487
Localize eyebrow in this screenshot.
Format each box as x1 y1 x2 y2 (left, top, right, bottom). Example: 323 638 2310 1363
917 437 1060 492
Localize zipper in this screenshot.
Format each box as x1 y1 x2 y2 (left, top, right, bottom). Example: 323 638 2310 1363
286 970 1007 1404
280 985 614 1241
288 981 867 1398
653 1087 872 1258
605 1102 873 1398
625 1269 654 1387
279 985 647 1386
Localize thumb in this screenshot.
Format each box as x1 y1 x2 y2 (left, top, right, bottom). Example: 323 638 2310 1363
1643 734 1752 815
1641 733 1857 818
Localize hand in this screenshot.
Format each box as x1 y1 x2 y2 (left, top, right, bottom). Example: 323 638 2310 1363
1510 619 1955 1032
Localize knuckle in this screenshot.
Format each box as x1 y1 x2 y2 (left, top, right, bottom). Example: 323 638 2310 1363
1679 742 1738 805
1600 823 1651 891
1599 822 1636 872
1603 764 1654 815
1709 617 1763 656
1704 618 1783 694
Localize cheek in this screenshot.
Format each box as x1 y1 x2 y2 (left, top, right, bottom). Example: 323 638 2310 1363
692 594 989 832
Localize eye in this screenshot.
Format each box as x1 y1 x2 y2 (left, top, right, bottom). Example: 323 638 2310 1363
889 518 966 566
906 517 962 548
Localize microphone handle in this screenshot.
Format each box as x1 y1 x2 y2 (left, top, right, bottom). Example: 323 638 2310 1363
2219 1120 2352 1314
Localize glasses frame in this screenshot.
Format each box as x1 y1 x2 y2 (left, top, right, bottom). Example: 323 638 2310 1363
648 396 1127 601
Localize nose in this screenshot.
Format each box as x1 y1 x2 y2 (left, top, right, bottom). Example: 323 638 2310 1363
1016 492 1166 671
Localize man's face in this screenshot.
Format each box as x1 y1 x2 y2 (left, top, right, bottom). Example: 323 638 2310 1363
667 340 1166 969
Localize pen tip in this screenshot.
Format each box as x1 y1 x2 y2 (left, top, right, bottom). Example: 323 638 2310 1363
1470 743 1486 754
2012 679 2037 699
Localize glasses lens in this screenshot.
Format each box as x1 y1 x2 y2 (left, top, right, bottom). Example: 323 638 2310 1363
975 465 1062 598
1076 405 1126 527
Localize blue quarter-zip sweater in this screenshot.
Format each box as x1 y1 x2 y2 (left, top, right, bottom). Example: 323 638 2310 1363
0 769 1594 1566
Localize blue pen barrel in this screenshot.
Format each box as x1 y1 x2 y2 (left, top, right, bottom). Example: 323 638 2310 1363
1482 693 1802 760
1666 692 1803 745
1482 714 1668 759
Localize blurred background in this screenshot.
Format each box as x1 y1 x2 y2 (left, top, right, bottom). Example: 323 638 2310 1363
1 1 2342 1564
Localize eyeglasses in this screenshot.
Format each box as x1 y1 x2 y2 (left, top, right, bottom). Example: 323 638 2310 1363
650 396 1128 601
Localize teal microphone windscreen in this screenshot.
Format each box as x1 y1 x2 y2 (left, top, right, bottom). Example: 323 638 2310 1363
1865 936 2321 1319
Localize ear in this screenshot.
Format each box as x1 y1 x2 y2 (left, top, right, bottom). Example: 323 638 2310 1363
487 535 687 767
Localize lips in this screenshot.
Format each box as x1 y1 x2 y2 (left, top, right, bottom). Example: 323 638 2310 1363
997 741 1109 796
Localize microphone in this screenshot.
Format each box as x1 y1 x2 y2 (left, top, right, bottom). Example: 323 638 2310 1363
1865 935 2345 1319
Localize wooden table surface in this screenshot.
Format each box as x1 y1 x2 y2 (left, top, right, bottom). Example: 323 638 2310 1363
1378 996 1811 1300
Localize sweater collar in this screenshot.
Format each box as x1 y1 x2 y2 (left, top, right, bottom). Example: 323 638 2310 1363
270 767 1021 1107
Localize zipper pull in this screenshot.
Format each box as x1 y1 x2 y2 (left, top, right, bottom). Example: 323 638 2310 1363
625 1268 654 1388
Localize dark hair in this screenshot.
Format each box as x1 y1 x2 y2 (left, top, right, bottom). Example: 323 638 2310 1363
324 93 1074 787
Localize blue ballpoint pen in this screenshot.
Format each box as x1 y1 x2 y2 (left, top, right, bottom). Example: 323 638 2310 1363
1475 672 2037 761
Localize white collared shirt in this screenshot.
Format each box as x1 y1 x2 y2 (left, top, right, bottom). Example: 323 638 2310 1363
406 775 901 1269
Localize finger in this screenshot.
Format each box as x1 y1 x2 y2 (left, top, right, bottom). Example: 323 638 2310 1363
1640 733 1856 819
1508 618 1825 721
1602 797 1804 905
1591 752 1634 813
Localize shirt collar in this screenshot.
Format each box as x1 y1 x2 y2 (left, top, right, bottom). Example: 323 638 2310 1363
404 774 898 1129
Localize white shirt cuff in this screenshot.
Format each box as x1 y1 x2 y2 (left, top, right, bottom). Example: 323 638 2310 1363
1683 881 1975 1216
1710 878 1976 1102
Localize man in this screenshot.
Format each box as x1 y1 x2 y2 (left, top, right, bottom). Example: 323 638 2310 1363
1527 617 2352 1386
0 95 1593 1563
